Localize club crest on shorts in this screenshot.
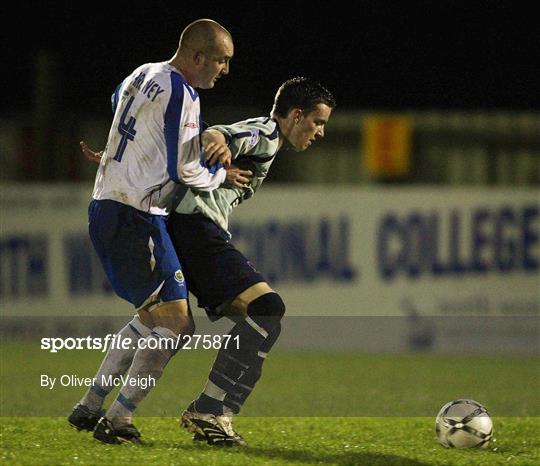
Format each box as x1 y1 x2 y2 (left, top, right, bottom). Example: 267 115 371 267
174 270 185 284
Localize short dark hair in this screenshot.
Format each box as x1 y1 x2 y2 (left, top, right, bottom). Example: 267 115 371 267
272 77 336 118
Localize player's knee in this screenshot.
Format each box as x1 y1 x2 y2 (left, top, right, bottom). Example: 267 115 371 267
247 292 286 320
151 301 195 337
181 318 196 338
172 317 195 337
153 318 195 341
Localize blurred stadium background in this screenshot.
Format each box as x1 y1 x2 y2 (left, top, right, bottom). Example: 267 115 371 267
1 1 538 422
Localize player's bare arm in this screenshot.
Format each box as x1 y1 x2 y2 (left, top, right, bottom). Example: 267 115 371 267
80 141 102 163
202 129 252 188
202 129 231 167
202 128 227 145
80 138 230 169
81 139 250 188
203 141 232 167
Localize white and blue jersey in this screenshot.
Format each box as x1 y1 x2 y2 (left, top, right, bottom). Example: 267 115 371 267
92 62 226 215
89 62 227 307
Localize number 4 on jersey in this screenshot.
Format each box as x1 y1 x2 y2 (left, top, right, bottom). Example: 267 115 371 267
114 95 137 162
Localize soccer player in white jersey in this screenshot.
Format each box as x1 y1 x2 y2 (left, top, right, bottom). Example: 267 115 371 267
68 19 238 445
80 77 335 446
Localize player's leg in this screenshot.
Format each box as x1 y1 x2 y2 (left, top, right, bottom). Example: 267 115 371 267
93 207 191 444
95 298 194 444
69 199 155 431
190 282 285 416
185 320 281 444
69 200 188 443
169 213 272 445
181 282 285 448
69 312 152 431
222 322 282 416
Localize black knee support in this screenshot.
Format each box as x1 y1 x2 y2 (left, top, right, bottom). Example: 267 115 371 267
247 292 285 318
246 292 285 336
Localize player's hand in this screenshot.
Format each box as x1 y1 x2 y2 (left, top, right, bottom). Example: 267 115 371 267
204 142 231 168
225 165 253 188
80 141 103 164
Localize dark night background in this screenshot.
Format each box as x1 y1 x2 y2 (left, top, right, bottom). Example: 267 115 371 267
5 0 539 117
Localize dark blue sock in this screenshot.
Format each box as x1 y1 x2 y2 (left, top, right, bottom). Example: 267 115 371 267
194 393 224 416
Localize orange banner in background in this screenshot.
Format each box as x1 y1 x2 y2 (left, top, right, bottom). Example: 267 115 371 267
362 115 412 178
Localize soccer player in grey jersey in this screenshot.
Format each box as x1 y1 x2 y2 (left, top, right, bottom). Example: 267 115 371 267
175 116 279 232
80 77 335 446
171 76 335 446
176 78 333 235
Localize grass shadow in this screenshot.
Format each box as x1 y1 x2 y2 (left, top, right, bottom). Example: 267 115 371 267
164 441 430 465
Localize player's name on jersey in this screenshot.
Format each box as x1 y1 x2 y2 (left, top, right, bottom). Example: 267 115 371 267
40 374 156 390
131 71 165 102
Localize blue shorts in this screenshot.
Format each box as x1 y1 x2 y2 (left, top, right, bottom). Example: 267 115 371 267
168 213 266 318
88 199 187 308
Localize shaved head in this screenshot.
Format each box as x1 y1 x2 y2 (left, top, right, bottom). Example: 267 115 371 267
179 19 232 54
169 18 233 89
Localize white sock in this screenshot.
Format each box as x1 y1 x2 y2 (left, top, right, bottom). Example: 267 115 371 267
106 327 178 427
80 316 151 411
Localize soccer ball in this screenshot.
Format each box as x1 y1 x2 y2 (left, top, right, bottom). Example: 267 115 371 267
435 399 493 448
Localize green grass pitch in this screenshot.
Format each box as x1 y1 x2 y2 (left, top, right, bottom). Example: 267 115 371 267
1 341 538 465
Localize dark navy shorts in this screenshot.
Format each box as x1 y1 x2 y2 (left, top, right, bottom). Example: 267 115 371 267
88 199 188 308
168 212 266 317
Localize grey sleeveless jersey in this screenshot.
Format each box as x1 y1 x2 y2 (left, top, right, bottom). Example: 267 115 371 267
174 116 282 236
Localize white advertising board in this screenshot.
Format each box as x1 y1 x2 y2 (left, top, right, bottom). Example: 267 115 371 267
1 185 538 319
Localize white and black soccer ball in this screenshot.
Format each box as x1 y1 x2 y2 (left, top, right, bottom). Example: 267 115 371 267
435 399 493 448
